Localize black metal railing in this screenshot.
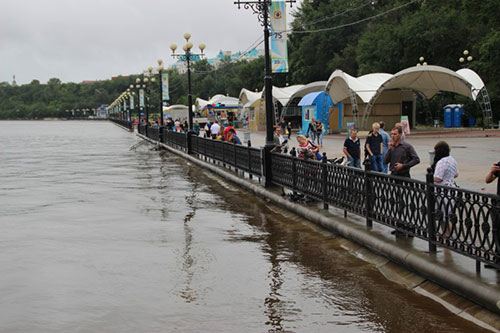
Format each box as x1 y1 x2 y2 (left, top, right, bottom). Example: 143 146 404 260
109 118 131 130
146 127 159 142
191 135 263 178
138 124 147 135
134 127 500 270
270 152 500 269
163 130 188 151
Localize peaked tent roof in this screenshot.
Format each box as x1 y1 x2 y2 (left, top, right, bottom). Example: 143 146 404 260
372 65 473 102
207 94 239 107
288 81 327 104
326 66 485 106
239 88 262 106
325 70 392 104
261 85 305 106
195 98 209 109
456 68 485 100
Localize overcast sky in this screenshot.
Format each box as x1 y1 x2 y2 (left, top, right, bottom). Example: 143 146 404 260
0 0 302 84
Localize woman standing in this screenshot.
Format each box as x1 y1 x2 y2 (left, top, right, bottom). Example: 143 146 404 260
432 141 458 186
315 120 324 147
432 141 459 239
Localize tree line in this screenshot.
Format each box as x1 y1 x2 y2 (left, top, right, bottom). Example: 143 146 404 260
0 0 498 123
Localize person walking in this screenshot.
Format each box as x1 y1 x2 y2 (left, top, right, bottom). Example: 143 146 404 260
210 120 220 139
384 126 420 177
306 119 316 143
315 120 324 147
343 128 361 168
379 121 390 173
365 122 384 172
286 122 292 139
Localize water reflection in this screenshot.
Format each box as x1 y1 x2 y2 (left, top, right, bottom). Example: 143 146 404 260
260 212 285 332
180 176 198 303
176 158 490 333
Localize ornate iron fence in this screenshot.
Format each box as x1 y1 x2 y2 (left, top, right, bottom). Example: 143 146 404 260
135 126 500 270
109 118 131 130
163 130 188 151
270 152 500 269
146 127 159 142
138 124 147 135
191 135 263 178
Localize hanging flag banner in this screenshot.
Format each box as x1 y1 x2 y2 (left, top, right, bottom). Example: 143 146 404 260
130 94 135 109
161 72 170 102
139 89 145 108
270 0 288 73
123 100 127 111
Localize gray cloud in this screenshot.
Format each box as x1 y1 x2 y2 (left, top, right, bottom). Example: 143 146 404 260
0 0 301 84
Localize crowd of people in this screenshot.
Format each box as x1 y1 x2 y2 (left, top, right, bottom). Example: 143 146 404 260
203 120 242 145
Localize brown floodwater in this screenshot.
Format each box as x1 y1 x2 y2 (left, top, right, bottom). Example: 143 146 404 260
0 121 491 332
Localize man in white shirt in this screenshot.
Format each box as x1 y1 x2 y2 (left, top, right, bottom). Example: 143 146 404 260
210 120 220 139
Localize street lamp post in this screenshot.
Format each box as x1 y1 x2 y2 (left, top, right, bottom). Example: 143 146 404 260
157 59 165 126
234 0 295 186
170 33 206 130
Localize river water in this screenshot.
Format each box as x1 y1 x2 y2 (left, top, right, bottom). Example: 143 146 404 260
0 121 490 332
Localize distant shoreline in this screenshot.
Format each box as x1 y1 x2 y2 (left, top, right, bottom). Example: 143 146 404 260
0 118 108 121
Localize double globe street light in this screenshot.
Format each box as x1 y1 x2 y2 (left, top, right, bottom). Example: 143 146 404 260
170 33 206 130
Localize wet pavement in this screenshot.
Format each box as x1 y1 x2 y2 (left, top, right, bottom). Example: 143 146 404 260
0 121 494 332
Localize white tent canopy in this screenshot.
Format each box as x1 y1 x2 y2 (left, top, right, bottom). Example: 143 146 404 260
195 97 209 110
206 94 239 107
456 68 485 100
326 66 484 107
262 85 305 106
287 81 327 105
371 65 474 102
325 70 392 104
239 88 262 107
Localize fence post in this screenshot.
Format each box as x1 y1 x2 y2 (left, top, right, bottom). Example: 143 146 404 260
222 142 226 168
263 145 273 187
233 142 238 174
364 157 373 228
426 167 437 253
186 131 192 154
248 140 253 180
159 126 164 143
291 148 297 196
322 152 329 210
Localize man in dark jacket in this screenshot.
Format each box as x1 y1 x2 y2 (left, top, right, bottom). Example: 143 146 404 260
384 126 420 178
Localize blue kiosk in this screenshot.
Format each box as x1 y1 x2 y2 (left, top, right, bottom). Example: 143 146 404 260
298 91 339 134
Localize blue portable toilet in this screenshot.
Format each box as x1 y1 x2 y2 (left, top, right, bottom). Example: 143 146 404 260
443 106 453 128
298 91 335 134
453 105 464 127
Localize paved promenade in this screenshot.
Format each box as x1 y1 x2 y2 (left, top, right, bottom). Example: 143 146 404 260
244 129 500 192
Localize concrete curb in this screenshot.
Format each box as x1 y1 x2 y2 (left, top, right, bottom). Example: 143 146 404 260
138 133 500 317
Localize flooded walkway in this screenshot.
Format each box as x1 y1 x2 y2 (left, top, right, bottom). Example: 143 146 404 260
0 121 491 332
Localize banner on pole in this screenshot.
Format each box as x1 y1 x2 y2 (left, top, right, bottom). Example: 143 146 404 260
130 94 134 109
139 89 145 108
161 72 170 101
123 100 126 110
270 0 288 73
